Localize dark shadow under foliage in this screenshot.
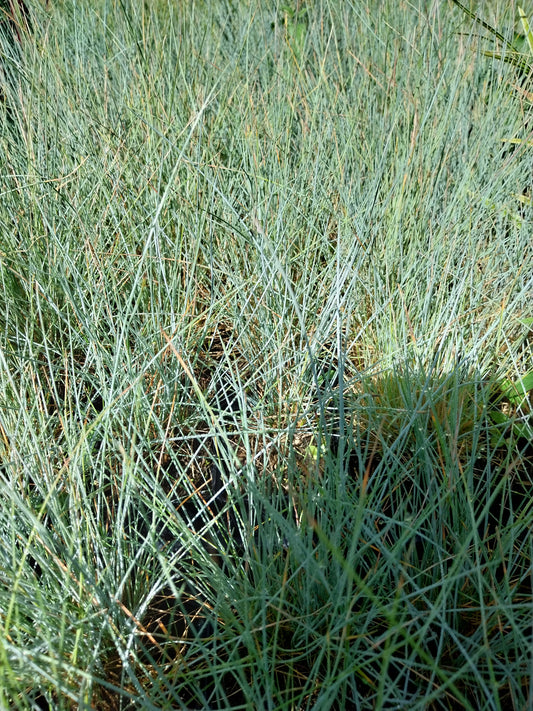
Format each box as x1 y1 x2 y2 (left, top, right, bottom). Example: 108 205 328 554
91 360 530 709
16 348 533 709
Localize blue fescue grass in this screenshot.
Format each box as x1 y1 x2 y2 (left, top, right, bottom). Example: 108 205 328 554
0 0 532 708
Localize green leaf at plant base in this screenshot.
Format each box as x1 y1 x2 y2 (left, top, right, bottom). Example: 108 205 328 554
499 371 533 406
489 415 531 447
518 6 533 56
451 0 533 76
280 4 308 64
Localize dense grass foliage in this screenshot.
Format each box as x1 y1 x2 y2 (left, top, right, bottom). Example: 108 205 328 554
0 0 532 709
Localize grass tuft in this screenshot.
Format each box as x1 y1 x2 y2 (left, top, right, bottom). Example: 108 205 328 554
0 0 532 708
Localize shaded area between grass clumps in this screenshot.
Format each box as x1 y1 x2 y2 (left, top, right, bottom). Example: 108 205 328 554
270 356 533 710
60 353 531 710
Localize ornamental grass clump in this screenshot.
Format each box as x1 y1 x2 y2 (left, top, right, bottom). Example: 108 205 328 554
0 0 532 709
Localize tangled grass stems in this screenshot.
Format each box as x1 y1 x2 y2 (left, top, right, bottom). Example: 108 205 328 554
0 0 532 709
